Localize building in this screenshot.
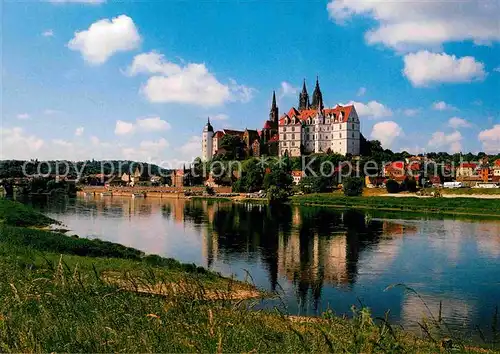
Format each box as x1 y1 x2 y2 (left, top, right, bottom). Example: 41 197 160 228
278 79 360 157
202 118 214 162
202 79 360 159
291 170 305 185
456 163 477 178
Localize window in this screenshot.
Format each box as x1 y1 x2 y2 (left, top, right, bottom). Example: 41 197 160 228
340 133 342 138
292 134 295 140
352 132 354 138
352 123 355 130
292 126 295 132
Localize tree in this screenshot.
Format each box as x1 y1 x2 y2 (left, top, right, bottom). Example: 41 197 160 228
298 176 331 194
219 135 245 160
342 177 364 196
386 179 400 194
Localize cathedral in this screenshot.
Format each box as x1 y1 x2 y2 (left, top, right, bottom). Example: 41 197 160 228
202 78 360 161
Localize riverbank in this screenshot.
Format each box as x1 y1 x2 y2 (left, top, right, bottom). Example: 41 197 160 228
0 199 495 352
292 193 500 217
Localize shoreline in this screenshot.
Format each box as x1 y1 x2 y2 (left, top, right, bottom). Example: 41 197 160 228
1 199 497 352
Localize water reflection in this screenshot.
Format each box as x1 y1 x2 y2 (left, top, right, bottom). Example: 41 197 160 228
25 196 500 338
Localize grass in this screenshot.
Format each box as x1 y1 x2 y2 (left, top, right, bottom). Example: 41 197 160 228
0 198 57 227
0 198 497 352
424 187 500 195
292 193 500 217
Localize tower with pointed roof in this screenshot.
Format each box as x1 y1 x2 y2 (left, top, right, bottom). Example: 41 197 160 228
311 77 324 111
298 79 310 110
269 90 279 124
202 117 214 161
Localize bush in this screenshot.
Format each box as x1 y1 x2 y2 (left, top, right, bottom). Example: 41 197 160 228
403 177 418 193
342 177 364 197
299 176 331 194
205 185 215 196
386 179 400 194
267 185 290 203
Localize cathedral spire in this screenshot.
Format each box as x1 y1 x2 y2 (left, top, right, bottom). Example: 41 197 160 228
269 90 279 123
299 79 310 110
311 76 324 111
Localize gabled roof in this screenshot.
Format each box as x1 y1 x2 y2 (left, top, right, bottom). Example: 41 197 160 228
459 163 477 169
279 105 354 126
214 131 224 139
494 159 500 168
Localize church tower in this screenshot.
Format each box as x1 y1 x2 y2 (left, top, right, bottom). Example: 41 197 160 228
202 117 214 162
311 77 324 111
269 90 279 124
298 79 310 110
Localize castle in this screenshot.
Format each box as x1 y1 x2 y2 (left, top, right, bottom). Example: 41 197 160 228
202 79 360 161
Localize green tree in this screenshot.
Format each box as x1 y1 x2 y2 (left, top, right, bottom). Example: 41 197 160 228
342 177 364 197
386 179 400 194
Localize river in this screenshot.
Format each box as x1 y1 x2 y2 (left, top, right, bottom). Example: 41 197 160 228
26 195 500 341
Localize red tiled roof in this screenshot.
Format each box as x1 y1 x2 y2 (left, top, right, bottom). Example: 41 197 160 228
459 163 477 169
279 105 354 126
214 131 224 139
263 120 273 129
494 159 500 168
291 170 304 177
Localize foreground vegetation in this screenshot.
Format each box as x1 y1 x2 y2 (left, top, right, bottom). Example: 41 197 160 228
293 193 500 217
0 199 496 352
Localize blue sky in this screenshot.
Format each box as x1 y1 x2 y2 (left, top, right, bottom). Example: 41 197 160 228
2 0 499 165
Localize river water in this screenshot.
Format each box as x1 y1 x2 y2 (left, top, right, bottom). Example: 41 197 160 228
27 196 500 340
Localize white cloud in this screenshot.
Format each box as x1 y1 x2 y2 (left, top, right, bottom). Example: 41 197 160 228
494 67 500 73
0 127 44 159
123 138 170 162
48 0 106 3
432 101 457 111
114 117 171 135
115 120 135 135
128 51 254 106
428 131 463 153
16 113 30 120
68 15 141 65
136 116 171 131
370 121 403 148
75 127 84 136
346 100 392 119
279 81 299 99
327 0 500 50
403 51 486 87
42 29 54 37
478 125 500 153
356 87 366 97
177 136 202 160
448 117 471 129
403 108 420 117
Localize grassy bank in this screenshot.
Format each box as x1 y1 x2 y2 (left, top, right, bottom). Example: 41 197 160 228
292 193 500 217
0 199 495 352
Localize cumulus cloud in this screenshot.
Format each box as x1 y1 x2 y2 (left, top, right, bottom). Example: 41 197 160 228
177 136 202 160
432 101 457 111
16 113 30 120
403 51 486 87
356 87 366 97
345 100 392 119
279 81 299 99
128 51 254 106
42 29 54 37
122 138 170 161
115 116 171 135
68 15 141 65
75 127 85 136
370 121 403 148
428 131 463 153
0 127 44 159
478 125 500 153
448 117 471 129
327 0 500 50
494 67 500 73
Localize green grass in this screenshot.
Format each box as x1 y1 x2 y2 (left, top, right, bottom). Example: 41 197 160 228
292 194 500 217
0 199 496 352
425 188 500 195
0 198 58 227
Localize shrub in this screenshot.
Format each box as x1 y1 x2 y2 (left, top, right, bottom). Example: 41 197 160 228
342 177 364 197
386 179 400 194
205 185 215 196
405 177 418 193
267 185 290 203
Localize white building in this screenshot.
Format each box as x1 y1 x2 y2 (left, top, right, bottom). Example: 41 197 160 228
202 118 214 162
278 104 360 157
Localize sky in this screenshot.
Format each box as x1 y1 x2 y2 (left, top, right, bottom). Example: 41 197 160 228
1 0 499 166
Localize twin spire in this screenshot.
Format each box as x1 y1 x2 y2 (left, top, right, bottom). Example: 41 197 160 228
299 77 323 110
